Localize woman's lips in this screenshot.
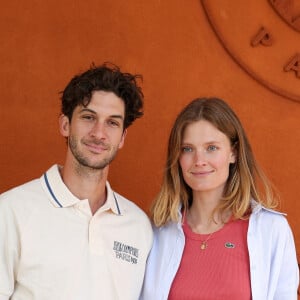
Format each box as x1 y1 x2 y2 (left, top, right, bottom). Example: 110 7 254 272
191 170 214 176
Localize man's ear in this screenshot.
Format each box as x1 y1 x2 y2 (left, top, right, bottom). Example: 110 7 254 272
118 129 127 149
59 114 70 138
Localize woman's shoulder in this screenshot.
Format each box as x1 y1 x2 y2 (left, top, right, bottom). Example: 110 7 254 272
152 220 181 235
151 220 184 248
251 200 286 217
250 200 291 233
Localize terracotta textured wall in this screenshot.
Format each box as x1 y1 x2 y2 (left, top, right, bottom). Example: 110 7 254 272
1 0 299 266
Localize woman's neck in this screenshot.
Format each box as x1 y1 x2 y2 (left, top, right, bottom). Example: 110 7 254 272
186 190 231 234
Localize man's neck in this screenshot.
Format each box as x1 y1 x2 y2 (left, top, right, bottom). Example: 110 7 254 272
59 163 108 215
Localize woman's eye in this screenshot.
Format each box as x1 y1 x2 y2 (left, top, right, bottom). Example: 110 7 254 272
182 146 193 153
207 145 217 151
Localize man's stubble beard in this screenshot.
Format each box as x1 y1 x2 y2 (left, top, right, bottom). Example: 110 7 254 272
68 135 119 170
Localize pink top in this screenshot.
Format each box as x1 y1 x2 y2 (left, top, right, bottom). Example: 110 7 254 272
168 217 251 300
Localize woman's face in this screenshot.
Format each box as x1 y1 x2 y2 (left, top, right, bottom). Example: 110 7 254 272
179 120 236 196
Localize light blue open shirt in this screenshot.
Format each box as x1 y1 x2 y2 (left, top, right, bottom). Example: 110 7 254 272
140 201 299 300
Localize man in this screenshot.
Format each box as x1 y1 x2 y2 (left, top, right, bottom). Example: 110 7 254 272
0 63 153 300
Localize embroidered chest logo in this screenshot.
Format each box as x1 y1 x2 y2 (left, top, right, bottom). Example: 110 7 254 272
113 241 139 264
225 242 235 249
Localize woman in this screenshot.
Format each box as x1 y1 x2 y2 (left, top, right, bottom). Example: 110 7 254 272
140 98 299 299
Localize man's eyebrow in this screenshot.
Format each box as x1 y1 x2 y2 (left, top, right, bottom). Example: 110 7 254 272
79 108 96 114
110 115 124 120
79 108 124 120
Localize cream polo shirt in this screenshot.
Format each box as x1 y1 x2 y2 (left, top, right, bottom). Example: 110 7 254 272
0 165 153 300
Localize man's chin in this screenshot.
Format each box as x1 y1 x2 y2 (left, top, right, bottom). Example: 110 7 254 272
78 159 111 171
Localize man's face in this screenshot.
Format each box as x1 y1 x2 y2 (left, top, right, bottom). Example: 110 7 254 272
60 90 126 170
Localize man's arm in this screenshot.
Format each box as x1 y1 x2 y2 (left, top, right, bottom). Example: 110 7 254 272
0 194 20 299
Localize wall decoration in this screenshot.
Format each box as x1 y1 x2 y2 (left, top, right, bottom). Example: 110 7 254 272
202 0 300 102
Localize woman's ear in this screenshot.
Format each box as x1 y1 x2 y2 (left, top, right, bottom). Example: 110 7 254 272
230 143 237 164
59 114 70 138
230 151 236 164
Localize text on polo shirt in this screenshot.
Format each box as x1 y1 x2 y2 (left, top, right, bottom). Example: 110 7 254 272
113 241 139 264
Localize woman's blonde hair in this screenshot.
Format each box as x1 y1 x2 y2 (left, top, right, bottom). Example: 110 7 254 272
152 98 278 227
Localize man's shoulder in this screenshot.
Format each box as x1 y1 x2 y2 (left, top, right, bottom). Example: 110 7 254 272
0 176 46 212
114 192 147 216
113 192 153 248
0 165 61 205
1 178 41 199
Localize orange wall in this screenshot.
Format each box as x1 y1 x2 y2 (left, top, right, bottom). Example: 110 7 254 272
0 0 299 264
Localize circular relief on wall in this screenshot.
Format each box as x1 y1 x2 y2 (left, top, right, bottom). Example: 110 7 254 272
269 0 300 32
202 0 300 102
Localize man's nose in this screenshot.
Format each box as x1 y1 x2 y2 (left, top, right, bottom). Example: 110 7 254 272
89 121 107 139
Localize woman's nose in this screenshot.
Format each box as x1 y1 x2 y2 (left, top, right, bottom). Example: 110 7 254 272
194 150 207 166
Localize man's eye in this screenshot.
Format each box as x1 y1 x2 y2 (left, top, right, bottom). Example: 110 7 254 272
108 120 120 127
82 115 94 120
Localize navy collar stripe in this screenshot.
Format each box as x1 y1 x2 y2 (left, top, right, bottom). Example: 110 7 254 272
43 173 63 208
44 172 121 213
113 192 121 215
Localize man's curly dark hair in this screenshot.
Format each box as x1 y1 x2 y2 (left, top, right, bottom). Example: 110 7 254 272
61 62 144 129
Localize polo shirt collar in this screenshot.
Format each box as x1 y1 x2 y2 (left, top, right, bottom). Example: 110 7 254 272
100 181 122 215
41 164 122 215
42 165 79 208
